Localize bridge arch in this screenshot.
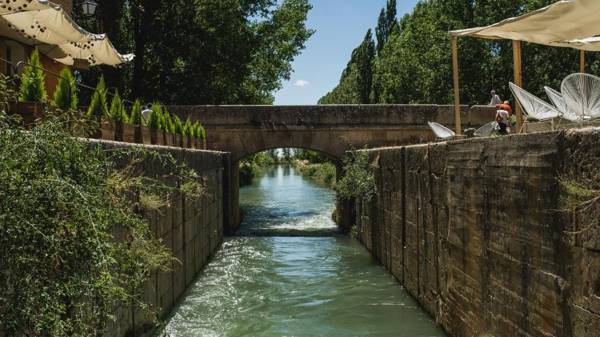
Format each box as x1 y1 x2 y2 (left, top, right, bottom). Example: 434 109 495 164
168 104 494 233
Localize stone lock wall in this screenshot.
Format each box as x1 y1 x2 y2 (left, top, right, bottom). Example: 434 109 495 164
91 141 230 337
350 128 600 337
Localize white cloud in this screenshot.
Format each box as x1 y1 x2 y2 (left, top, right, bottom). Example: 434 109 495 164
293 79 310 87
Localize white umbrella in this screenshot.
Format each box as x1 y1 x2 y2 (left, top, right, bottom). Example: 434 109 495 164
0 0 133 66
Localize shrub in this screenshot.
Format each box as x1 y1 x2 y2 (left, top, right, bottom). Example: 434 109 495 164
146 103 162 129
183 118 193 137
18 48 47 103
87 76 108 118
335 150 376 201
193 122 206 140
52 68 78 111
129 99 143 125
162 107 174 133
0 112 184 336
173 115 183 135
109 90 128 124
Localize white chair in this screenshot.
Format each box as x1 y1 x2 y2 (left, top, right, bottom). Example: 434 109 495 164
544 86 581 122
509 82 561 122
560 73 600 120
474 121 498 137
427 122 455 140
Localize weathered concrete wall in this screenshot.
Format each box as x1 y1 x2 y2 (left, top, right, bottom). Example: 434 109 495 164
350 128 600 337
91 141 230 337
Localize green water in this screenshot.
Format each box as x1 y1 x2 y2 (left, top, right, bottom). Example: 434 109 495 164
160 166 446 337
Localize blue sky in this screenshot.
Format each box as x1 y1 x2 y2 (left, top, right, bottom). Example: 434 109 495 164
273 0 420 105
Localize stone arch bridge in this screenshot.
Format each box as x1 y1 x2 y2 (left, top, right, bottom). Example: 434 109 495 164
169 104 492 232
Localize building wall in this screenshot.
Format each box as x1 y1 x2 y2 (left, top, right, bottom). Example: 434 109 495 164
350 128 600 337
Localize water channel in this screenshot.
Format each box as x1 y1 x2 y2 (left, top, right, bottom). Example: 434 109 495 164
160 165 446 337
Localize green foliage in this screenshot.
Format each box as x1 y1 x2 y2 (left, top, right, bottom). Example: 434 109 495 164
375 0 397 52
129 99 143 125
173 115 184 135
0 73 18 111
18 49 47 103
322 0 591 106
75 0 313 105
319 30 375 104
193 122 206 140
182 118 193 137
336 150 376 201
295 162 337 187
109 90 128 124
162 107 174 133
0 112 179 336
52 68 78 111
87 76 108 118
146 103 162 129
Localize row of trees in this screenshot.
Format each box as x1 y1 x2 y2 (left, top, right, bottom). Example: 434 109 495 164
71 0 313 105
320 0 600 106
19 49 205 140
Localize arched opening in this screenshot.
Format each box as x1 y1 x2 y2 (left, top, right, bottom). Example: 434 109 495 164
233 147 340 236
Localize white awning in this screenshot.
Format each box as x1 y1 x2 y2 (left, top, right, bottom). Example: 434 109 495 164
450 0 600 51
0 0 133 66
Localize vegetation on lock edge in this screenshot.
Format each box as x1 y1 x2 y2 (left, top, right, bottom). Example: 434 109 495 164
0 75 207 335
336 150 376 202
18 48 47 103
293 150 336 188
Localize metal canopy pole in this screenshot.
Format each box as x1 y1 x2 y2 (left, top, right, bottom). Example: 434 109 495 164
451 36 462 135
513 40 524 133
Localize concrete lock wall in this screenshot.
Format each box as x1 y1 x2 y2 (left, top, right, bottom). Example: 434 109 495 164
349 128 600 337
90 140 230 337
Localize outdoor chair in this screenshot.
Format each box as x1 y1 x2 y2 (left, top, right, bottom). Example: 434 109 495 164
474 121 498 137
509 82 561 124
427 122 455 141
561 73 600 121
544 86 582 122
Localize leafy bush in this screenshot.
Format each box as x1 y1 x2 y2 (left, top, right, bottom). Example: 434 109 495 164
18 48 47 103
173 115 183 135
0 112 188 336
109 90 128 124
162 107 174 133
146 103 162 129
0 73 18 111
193 121 206 140
52 68 78 111
335 150 376 201
87 76 108 118
129 99 143 125
182 118 193 137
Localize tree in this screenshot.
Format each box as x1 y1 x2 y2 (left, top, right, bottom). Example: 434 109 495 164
18 49 47 103
52 68 78 111
87 76 108 118
319 30 375 104
375 0 397 52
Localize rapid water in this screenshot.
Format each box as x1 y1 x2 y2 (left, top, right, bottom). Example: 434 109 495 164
160 165 446 337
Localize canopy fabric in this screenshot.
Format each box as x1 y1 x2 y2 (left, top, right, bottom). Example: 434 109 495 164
450 0 600 51
0 0 133 66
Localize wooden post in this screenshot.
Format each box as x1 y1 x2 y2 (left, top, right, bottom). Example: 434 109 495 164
451 36 462 135
580 50 586 73
513 40 524 133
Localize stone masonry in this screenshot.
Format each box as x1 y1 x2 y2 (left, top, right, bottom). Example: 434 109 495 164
349 128 600 337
